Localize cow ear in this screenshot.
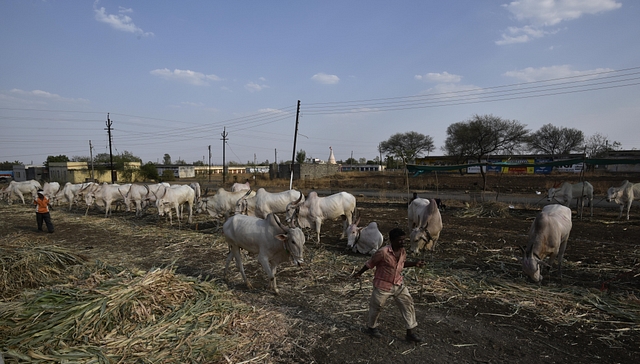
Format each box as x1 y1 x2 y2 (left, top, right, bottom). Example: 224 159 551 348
275 234 287 242
358 227 364 232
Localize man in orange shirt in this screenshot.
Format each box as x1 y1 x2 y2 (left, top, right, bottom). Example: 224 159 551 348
34 189 54 233
353 228 425 342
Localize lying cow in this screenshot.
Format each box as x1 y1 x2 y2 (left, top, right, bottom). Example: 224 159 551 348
285 191 356 243
547 181 593 217
223 213 305 294
521 204 572 283
408 198 443 254
345 216 383 255
606 180 639 220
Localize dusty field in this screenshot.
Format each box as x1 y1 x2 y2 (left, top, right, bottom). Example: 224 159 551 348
1 174 639 363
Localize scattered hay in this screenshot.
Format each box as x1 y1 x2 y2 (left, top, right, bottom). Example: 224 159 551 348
0 240 86 300
455 201 511 218
0 265 285 363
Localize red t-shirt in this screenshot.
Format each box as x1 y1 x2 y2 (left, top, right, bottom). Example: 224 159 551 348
365 245 406 291
34 196 50 213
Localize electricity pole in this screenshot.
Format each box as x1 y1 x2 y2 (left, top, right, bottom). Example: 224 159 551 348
208 145 211 183
105 113 116 183
89 140 95 181
221 127 228 185
289 100 300 190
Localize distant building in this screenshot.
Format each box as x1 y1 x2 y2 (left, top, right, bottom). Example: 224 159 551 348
156 165 195 178
48 161 141 183
12 165 45 182
340 164 385 172
328 146 336 164
604 150 640 172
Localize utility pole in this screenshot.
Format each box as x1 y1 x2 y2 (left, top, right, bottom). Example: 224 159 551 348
89 140 95 181
221 127 228 185
208 145 211 183
289 100 301 190
105 113 116 183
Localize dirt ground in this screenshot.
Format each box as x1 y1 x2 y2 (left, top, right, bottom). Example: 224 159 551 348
1 174 639 363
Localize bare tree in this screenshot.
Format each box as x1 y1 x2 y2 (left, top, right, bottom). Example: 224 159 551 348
443 114 529 190
584 133 622 158
527 124 584 155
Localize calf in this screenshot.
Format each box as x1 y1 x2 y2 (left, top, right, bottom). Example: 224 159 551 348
223 213 305 294
408 198 443 254
521 204 572 283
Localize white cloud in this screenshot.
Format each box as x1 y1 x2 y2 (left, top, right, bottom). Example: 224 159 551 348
9 89 89 103
311 73 340 85
245 81 269 92
415 71 462 83
497 0 621 44
150 68 221 86
503 65 614 82
503 0 622 26
93 1 154 37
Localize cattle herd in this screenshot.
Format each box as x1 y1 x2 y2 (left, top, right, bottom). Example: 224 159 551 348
1 178 639 293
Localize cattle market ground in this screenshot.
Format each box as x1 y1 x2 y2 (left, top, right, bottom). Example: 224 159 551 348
1 174 640 363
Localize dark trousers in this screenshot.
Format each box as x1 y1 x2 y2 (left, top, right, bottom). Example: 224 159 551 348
36 212 54 233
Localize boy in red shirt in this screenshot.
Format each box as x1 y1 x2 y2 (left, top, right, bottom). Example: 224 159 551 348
353 228 424 342
34 189 54 233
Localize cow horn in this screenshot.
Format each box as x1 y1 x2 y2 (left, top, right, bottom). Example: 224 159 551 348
159 185 167 199
273 214 290 233
244 189 252 197
294 192 303 204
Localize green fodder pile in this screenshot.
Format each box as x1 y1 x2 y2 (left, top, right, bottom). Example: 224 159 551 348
0 244 287 364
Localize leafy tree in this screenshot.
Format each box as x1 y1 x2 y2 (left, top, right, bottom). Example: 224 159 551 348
163 153 172 165
139 162 159 181
160 169 175 182
358 157 367 165
71 155 91 163
0 160 22 170
584 133 622 158
345 157 358 165
296 150 306 164
443 114 529 190
174 158 186 165
379 131 435 165
44 155 70 168
527 124 584 155
193 160 205 166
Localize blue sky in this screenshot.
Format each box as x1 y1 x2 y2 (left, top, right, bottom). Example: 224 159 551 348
1 0 639 166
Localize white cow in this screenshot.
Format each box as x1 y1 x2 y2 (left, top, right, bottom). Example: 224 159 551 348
223 213 305 294
189 182 202 205
606 180 640 220
142 182 171 207
53 182 91 211
345 217 384 255
231 180 251 192
1 180 41 204
85 183 130 217
124 184 152 217
198 188 255 219
235 188 305 219
408 198 443 254
155 184 195 224
42 182 60 200
547 181 594 217
285 191 356 243
521 204 572 283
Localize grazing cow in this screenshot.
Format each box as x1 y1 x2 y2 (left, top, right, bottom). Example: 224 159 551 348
189 182 202 205
521 204 572 283
606 180 640 220
547 181 594 217
408 198 443 254
124 184 152 217
231 180 251 192
235 188 304 219
155 185 196 224
285 191 356 243
53 182 91 211
85 183 131 217
1 180 41 204
198 188 255 219
41 182 60 200
345 216 384 255
223 213 305 294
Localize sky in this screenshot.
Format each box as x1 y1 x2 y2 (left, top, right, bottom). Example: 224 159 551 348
1 0 639 166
